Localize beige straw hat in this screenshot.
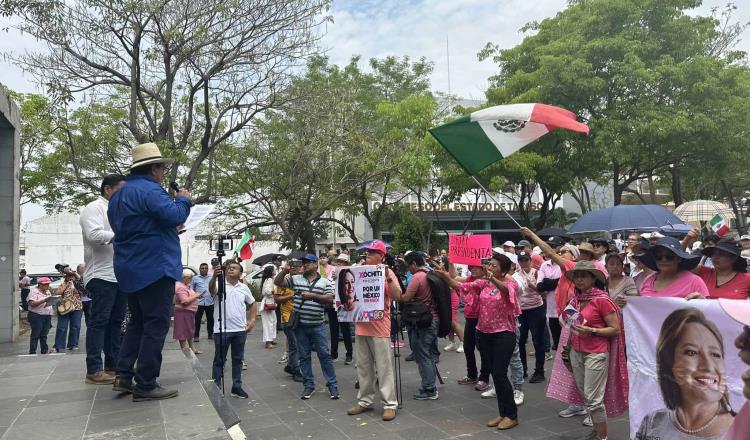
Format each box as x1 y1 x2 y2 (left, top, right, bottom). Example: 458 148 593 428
131 143 174 170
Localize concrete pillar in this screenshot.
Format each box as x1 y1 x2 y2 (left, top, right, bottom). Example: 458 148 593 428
0 85 21 342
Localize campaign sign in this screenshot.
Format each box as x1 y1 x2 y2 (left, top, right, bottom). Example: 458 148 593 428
335 265 386 323
448 234 492 266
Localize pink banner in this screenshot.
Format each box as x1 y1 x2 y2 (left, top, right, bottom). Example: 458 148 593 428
448 234 492 265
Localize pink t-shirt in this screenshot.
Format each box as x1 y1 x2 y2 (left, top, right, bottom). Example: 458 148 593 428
27 287 54 315
405 271 437 318
460 278 520 334
555 259 609 315
639 271 709 298
175 282 199 312
571 296 618 353
723 401 749 440
697 266 750 300
461 276 479 318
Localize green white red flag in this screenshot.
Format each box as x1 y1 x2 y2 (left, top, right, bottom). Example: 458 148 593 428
429 103 590 175
708 214 730 237
236 230 255 260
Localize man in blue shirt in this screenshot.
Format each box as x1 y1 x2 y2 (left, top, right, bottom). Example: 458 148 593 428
108 143 192 402
192 263 214 342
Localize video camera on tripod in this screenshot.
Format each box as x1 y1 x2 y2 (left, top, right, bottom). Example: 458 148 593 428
209 235 235 395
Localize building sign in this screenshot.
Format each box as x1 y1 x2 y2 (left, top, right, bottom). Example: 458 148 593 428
372 201 543 212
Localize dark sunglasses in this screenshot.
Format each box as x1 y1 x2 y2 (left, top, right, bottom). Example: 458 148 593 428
653 252 677 261
591 243 607 248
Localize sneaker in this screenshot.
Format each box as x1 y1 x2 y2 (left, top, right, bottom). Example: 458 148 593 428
558 404 587 418
545 351 554 362
413 389 439 400
529 371 546 383
456 342 464 353
231 386 249 399
474 380 490 391
86 371 115 385
443 342 458 352
457 376 477 385
301 388 315 400
514 389 525 406
278 352 289 364
132 385 178 402
344 354 353 365
112 376 134 393
242 361 248 370
347 404 372 415
405 353 414 362
481 387 496 399
328 386 340 400
292 373 303 383
582 415 593 427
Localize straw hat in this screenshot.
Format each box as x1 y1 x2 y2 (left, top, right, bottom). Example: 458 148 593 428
131 143 174 170
564 260 607 284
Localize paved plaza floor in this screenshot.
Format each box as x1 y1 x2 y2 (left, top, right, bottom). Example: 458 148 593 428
0 319 631 440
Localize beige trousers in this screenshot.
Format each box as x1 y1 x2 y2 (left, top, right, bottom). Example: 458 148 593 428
355 335 398 410
570 349 609 424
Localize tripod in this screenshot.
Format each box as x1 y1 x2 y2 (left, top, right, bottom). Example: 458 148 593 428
212 240 228 395
391 300 404 409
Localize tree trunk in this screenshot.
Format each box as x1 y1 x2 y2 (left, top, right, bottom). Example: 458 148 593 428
671 165 683 207
647 174 657 204
722 180 747 234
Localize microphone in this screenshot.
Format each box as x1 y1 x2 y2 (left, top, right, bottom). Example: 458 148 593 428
169 181 180 193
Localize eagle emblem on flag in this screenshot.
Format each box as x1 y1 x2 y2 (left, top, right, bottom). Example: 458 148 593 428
493 119 526 133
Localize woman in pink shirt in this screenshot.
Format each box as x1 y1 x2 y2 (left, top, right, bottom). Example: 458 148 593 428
442 253 521 431
174 270 203 354
450 265 491 390
638 237 708 298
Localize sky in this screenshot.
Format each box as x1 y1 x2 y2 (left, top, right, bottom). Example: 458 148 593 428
2 0 749 224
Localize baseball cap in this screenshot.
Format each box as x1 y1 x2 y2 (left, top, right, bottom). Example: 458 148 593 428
517 240 532 248
37 277 51 285
517 251 531 260
547 236 564 247
492 247 504 255
364 239 387 256
741 235 750 241
502 240 515 247
301 254 318 263
334 253 351 264
719 298 750 326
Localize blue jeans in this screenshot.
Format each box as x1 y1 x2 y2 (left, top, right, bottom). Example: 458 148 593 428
408 319 439 392
284 326 300 374
295 323 337 390
28 312 51 354
213 331 247 389
85 279 127 374
116 277 174 391
55 309 83 350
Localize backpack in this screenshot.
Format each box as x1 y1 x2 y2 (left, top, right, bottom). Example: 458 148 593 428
426 271 453 338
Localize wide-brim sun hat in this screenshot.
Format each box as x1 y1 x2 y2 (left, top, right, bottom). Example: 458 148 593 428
577 242 596 258
131 142 175 170
702 238 747 272
565 260 607 285
560 244 580 260
639 236 701 272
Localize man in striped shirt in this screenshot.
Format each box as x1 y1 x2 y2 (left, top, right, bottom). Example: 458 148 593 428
275 254 339 400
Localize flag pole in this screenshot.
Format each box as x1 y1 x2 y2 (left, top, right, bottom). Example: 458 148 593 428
470 175 522 229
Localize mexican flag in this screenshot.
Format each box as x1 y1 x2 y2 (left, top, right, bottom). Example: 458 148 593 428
708 214 730 238
429 103 590 175
236 230 255 260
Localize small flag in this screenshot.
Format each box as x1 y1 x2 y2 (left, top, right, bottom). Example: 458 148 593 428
236 230 255 260
708 214 730 238
429 103 589 175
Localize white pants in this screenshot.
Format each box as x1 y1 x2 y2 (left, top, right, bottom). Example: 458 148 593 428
355 335 398 410
261 310 277 343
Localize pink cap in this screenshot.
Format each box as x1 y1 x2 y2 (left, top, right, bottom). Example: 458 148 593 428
37 277 51 285
365 240 387 256
719 299 750 326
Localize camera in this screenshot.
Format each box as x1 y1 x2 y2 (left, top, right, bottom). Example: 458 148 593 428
54 263 69 273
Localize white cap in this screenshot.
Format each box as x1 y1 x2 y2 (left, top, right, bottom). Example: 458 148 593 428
740 235 750 241
502 240 515 247
492 247 504 254
532 246 542 255
691 241 702 251
641 232 665 240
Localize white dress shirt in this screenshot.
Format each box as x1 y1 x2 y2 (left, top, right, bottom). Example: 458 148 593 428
79 196 116 286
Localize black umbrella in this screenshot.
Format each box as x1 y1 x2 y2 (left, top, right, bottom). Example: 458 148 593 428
536 227 570 238
252 253 286 266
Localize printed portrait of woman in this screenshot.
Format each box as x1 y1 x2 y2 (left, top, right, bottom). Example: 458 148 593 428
636 307 735 440
336 268 359 322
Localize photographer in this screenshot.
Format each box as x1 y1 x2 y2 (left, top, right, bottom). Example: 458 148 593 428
53 264 84 353
209 260 256 398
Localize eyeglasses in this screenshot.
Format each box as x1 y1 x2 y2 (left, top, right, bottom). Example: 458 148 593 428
653 252 677 261
592 243 607 248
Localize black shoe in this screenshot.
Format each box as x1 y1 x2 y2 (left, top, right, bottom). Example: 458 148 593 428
405 353 414 362
328 386 340 400
529 372 546 384
283 365 294 375
523 371 528 379
231 386 249 399
301 388 315 400
344 354 353 365
355 380 359 389
292 373 303 383
113 376 134 393
132 385 178 402
193 337 199 343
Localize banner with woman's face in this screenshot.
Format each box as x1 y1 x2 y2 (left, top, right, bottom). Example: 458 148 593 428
334 265 386 323
624 297 747 439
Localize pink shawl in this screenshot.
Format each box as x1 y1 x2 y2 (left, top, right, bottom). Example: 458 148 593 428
546 292 629 417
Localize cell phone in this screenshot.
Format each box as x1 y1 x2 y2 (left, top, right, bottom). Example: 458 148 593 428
481 258 491 265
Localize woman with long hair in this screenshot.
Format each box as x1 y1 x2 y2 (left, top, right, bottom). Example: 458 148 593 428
260 265 278 349
440 253 521 430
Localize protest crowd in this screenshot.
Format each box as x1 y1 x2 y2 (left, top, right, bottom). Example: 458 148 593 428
17 142 750 440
